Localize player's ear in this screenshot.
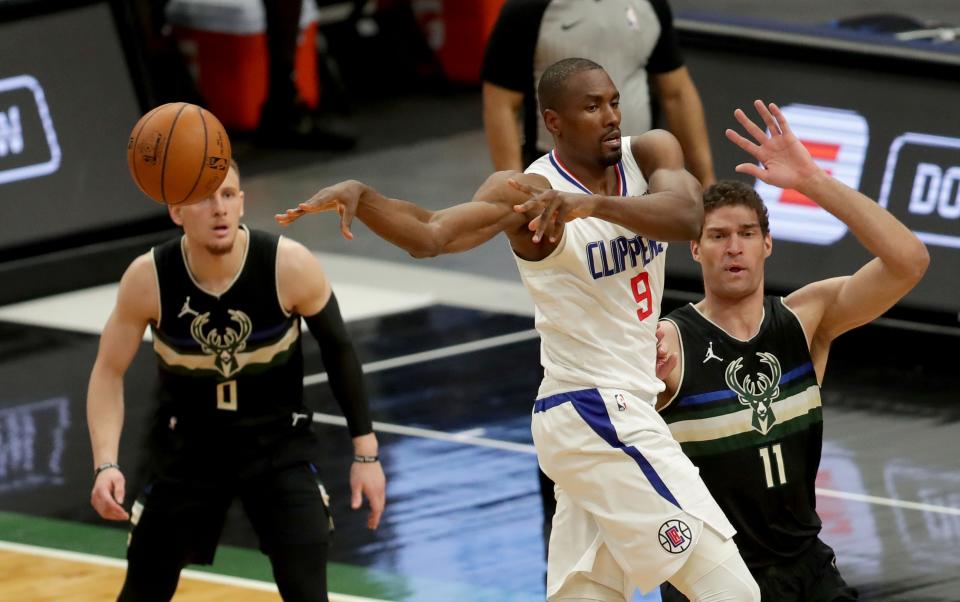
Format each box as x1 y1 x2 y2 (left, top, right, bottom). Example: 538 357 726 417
238 190 245 218
543 109 560 136
690 239 701 263
168 205 183 226
763 232 772 258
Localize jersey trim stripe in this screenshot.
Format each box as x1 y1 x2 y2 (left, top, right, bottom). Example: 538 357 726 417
679 407 823 458
548 149 626 196
536 389 681 509
152 319 300 374
667 378 817 422
151 247 163 331
675 361 815 408
668 385 822 444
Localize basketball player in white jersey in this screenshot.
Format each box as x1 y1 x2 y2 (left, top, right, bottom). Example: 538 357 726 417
277 58 759 602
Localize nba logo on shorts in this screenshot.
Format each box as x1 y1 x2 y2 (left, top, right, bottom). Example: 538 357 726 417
753 104 869 245
658 519 692 554
0 75 61 186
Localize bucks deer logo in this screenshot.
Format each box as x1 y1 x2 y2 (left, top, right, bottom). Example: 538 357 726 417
725 352 781 435
189 309 252 377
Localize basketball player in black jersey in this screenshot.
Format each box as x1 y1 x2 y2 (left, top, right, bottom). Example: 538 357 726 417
656 101 929 601
87 160 386 601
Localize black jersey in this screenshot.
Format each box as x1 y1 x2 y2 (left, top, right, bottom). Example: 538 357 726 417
148 227 315 479
659 297 823 567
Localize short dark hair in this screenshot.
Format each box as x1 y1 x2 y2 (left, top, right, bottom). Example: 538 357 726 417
702 180 769 235
538 58 604 113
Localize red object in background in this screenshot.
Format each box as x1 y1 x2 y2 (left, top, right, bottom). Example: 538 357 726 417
778 140 840 207
171 18 319 132
422 0 505 84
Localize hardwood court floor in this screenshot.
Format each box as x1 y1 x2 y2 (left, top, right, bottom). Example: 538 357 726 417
0 548 280 602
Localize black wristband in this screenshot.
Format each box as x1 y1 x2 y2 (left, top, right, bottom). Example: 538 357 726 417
94 462 120 477
353 454 379 463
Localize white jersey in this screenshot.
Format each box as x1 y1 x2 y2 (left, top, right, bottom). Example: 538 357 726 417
518 138 668 403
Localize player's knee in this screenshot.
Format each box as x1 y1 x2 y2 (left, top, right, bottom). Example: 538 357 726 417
692 557 760 602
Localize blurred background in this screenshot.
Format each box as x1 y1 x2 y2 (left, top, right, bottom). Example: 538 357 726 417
0 1 958 600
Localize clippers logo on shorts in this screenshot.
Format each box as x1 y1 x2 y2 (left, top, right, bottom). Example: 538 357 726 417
0 75 61 186
754 104 869 245
658 519 692 554
878 133 960 249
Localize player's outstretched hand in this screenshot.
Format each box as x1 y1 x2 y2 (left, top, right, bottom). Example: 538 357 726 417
275 180 368 240
350 461 386 530
725 100 822 192
91 468 130 521
508 178 597 244
655 322 678 381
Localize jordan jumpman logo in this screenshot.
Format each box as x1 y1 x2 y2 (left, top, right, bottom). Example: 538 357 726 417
703 341 723 364
178 296 199 318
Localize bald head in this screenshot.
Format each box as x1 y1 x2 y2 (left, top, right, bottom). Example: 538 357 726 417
538 58 605 113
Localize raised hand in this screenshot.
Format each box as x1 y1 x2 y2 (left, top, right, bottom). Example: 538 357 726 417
508 178 597 244
725 100 822 192
274 180 368 240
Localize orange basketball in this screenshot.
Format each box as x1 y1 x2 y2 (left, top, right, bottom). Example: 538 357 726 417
126 102 232 205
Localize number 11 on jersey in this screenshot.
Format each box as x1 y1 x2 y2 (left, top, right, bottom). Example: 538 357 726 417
759 443 787 488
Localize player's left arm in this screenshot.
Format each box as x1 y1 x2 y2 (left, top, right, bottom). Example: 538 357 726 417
785 176 928 345
626 129 704 240
278 238 385 529
730 101 929 367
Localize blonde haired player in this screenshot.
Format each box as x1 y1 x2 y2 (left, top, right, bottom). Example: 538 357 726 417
88 160 385 601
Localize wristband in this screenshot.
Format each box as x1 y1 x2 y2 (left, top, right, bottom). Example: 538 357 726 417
353 454 379 463
94 462 120 477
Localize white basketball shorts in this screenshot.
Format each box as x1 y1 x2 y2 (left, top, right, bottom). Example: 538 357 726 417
532 387 736 597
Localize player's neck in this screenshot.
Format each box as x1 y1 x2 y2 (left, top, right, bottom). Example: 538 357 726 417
554 149 618 195
697 286 766 341
182 227 248 294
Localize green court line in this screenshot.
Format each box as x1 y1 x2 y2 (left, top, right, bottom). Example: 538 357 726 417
0 511 541 602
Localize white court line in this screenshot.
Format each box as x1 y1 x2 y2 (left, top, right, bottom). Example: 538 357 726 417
307 329 960 517
813 488 960 516
454 427 487 438
304 328 539 385
315 411 960 517
0 540 389 602
314 412 536 455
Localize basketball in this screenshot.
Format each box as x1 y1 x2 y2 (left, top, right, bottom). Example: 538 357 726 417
126 102 232 206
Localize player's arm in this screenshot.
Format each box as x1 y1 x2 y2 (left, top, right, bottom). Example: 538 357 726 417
651 67 715 187
87 253 156 521
479 0 541 171
483 82 525 171
275 172 534 257
510 130 702 244
654 320 681 410
278 239 385 529
729 101 929 368
645 0 715 187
